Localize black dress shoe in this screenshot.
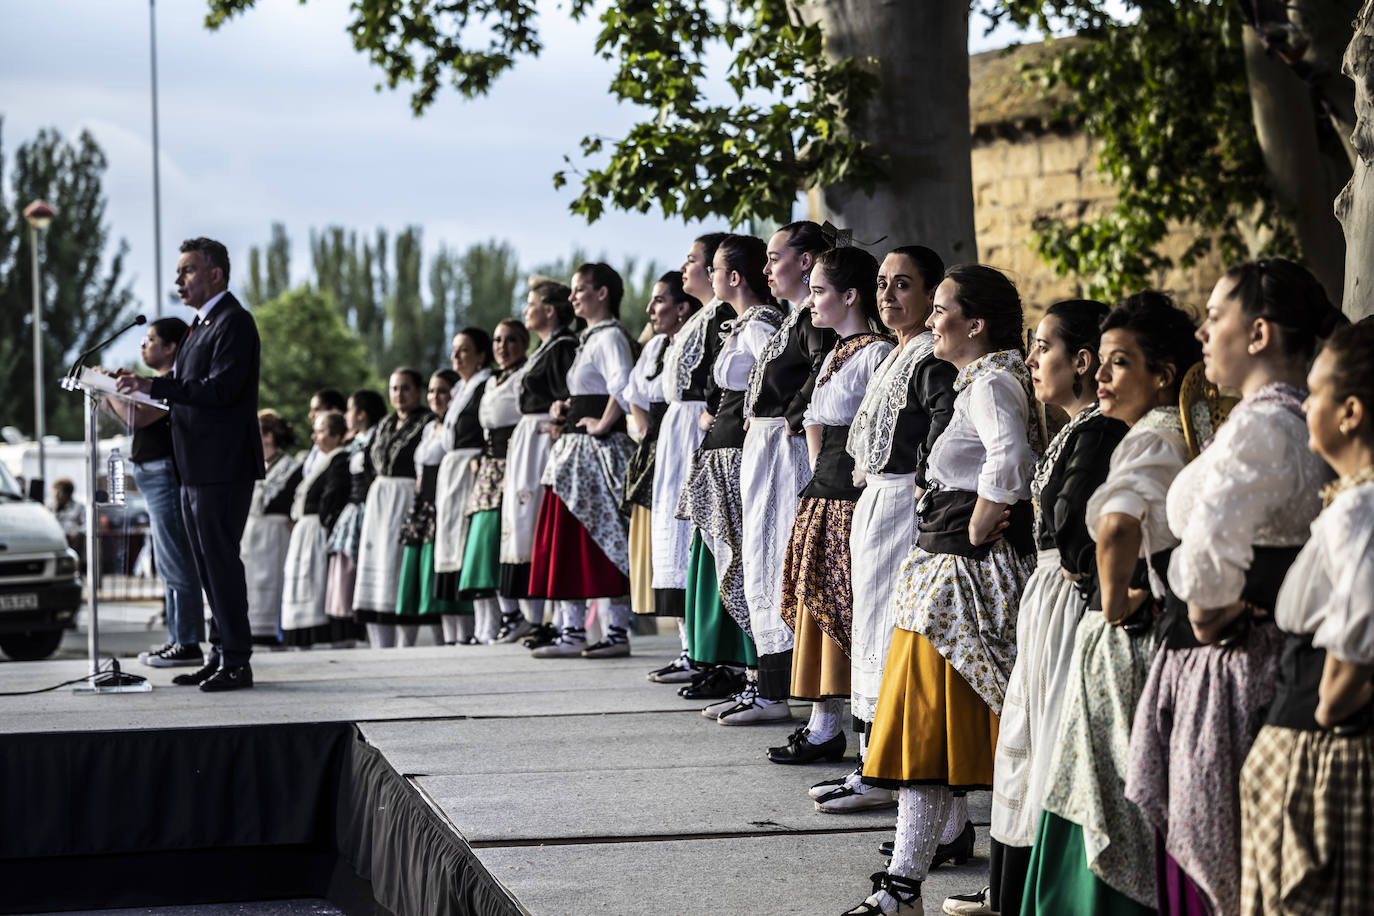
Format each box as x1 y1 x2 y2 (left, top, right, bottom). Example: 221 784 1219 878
677 666 743 700
171 655 221 686
199 663 254 692
522 623 559 650
766 726 847 764
878 820 976 865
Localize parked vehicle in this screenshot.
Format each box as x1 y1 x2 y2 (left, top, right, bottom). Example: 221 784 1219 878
0 462 80 660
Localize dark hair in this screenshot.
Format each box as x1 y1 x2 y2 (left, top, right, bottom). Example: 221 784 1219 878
1044 299 1111 358
1101 291 1202 395
1222 258 1348 362
778 221 826 258
495 317 531 353
694 232 730 265
457 326 495 367
575 262 625 317
312 387 347 412
531 277 575 327
391 367 425 391
432 368 460 390
715 234 776 306
814 247 882 329
657 270 703 316
349 389 387 427
886 245 945 293
1320 318 1374 442
179 237 231 283
149 316 189 348
317 410 347 439
258 409 297 450
943 264 1025 353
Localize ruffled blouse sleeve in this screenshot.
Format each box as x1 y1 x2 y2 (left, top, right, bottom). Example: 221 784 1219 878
1086 421 1188 557
620 335 665 412
1167 407 1321 608
1312 488 1374 665
803 340 893 428
966 371 1034 505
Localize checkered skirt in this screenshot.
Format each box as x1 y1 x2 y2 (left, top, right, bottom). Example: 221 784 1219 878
1240 724 1374 916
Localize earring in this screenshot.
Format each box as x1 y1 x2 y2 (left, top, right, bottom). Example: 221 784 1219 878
1248 344 1258 354
967 332 975 339
1158 380 1166 389
801 272 809 287
1341 423 1351 435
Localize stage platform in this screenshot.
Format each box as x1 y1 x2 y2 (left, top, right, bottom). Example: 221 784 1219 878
0 634 991 915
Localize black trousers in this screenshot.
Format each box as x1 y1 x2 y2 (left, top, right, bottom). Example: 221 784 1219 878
180 481 254 666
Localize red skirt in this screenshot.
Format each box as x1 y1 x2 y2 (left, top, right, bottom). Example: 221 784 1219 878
528 487 630 599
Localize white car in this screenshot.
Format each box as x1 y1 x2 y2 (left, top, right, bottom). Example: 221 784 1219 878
0 463 80 660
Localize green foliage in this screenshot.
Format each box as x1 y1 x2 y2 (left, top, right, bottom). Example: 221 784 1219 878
0 123 138 441
981 0 1296 299
453 238 522 336
244 221 291 307
253 286 380 432
204 0 884 228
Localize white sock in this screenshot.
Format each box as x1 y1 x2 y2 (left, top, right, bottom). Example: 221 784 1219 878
606 597 631 632
677 619 689 651
892 784 951 880
366 623 396 648
520 597 545 626
441 615 461 644
396 624 419 647
806 698 844 744
559 600 587 631
941 795 968 844
477 598 502 642
497 594 522 626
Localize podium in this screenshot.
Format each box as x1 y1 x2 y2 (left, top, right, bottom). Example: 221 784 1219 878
60 369 165 693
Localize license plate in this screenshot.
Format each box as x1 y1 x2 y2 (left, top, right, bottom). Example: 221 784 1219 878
0 593 39 611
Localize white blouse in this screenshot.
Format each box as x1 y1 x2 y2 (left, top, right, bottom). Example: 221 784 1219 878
1166 386 1328 608
802 337 893 428
923 351 1035 505
713 306 783 391
1085 406 1188 598
414 421 448 468
621 333 670 411
478 366 525 432
1276 482 1374 665
566 320 634 406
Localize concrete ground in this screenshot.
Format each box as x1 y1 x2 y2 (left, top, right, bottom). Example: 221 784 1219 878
0 630 993 915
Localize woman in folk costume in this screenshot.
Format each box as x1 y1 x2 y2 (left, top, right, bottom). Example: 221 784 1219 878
944 300 1126 916
677 234 786 694
1239 319 1374 915
1124 261 1342 916
767 247 895 751
242 409 303 644
644 232 733 685
1023 293 1201 916
528 263 638 658
622 273 702 618
704 221 834 715
847 265 1039 916
353 368 433 648
281 410 351 647
809 246 956 811
458 319 533 642
324 388 386 641
503 278 579 649
433 328 495 644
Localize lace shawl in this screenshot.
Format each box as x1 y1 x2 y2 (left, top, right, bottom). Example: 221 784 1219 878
743 305 805 418
662 299 722 403
847 331 936 474
1031 404 1102 543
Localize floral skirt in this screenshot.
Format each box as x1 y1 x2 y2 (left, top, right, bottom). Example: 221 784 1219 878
678 447 748 634
782 495 857 701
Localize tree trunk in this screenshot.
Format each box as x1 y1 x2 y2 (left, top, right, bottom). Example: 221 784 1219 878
1244 24 1350 303
1337 0 1374 320
791 0 977 264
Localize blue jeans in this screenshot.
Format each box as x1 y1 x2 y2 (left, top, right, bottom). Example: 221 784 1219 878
131 457 205 645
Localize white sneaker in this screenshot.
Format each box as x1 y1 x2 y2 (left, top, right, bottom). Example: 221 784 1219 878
814 782 897 813
531 635 586 658
716 697 793 725
809 768 858 800
941 887 994 916
701 695 740 719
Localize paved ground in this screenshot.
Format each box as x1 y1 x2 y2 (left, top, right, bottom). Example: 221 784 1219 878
0 629 992 915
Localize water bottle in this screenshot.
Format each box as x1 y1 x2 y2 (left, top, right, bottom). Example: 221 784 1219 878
108 447 126 506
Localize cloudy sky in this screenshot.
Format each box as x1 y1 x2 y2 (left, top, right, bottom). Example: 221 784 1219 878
3 0 1026 367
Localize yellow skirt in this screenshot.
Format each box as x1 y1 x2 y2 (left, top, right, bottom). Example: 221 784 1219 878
791 601 851 700
628 504 655 617
863 626 999 789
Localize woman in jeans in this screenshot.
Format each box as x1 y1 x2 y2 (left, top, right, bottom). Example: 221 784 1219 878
128 317 206 668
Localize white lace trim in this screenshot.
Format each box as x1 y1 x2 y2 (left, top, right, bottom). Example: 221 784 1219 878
846 331 936 474
744 305 806 418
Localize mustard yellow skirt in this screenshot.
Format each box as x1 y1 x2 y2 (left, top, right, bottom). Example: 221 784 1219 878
628 504 655 617
791 603 850 700
862 626 999 790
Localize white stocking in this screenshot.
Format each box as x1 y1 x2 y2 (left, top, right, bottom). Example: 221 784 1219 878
366 623 396 648
396 624 420 647
476 598 502 642
677 619 689 651
941 794 969 843
806 698 844 744
441 615 461 644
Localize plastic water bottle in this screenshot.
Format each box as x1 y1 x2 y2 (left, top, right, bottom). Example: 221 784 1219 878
107 447 126 506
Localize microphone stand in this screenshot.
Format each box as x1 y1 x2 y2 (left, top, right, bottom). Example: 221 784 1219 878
66 314 147 382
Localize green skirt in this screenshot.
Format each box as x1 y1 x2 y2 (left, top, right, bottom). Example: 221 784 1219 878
397 542 470 617
685 531 756 667
1022 812 1155 916
458 509 501 600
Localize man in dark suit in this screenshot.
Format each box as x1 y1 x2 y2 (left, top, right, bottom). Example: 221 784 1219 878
118 237 265 691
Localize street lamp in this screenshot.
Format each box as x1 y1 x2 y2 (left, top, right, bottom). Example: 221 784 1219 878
24 200 56 502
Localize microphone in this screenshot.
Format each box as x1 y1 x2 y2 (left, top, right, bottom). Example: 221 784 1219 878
66 314 147 381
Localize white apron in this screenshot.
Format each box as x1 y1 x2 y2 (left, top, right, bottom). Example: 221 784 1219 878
500 413 553 565
242 514 292 639
740 416 811 658
433 447 482 574
650 399 705 590
352 476 415 613
281 514 329 633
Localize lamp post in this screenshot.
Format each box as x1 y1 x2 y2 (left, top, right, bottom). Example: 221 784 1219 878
24 200 56 501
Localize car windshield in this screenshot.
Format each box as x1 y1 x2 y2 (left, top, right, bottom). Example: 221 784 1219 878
0 463 23 500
